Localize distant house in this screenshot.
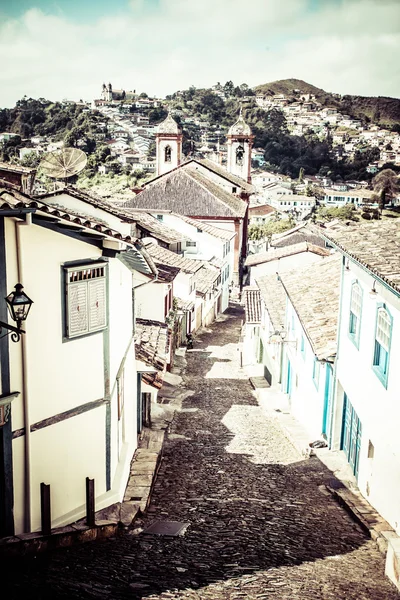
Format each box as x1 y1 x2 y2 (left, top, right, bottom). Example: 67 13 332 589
268 194 316 217
323 189 375 207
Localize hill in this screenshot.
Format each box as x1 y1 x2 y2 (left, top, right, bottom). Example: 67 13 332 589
253 78 400 128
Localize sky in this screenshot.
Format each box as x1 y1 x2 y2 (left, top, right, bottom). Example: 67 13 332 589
0 0 399 108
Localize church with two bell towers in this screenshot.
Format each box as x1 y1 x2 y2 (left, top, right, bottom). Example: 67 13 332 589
155 110 254 183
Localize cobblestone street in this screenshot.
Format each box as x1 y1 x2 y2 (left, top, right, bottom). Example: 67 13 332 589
4 304 399 599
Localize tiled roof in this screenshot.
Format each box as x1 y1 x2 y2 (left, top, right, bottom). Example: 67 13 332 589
0 161 36 174
154 263 180 283
0 187 135 246
193 264 220 295
255 274 286 332
190 158 254 193
279 254 342 360
242 287 261 324
128 169 247 218
172 213 236 240
249 204 275 216
143 241 203 274
183 168 247 217
245 242 331 267
315 220 400 295
126 210 190 243
270 224 325 249
135 318 169 389
36 186 137 223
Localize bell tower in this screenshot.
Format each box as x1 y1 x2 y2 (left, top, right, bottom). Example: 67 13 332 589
226 109 254 183
156 113 183 176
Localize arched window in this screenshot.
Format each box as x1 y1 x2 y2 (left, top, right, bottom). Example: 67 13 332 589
236 145 244 166
164 145 172 163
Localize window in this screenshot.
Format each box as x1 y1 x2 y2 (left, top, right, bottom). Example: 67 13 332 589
186 241 197 247
65 263 107 339
232 186 237 193
349 281 362 347
300 334 305 358
373 305 392 387
236 146 244 166
312 358 320 389
156 214 163 221
164 145 172 163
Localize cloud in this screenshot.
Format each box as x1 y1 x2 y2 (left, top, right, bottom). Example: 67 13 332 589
0 0 399 107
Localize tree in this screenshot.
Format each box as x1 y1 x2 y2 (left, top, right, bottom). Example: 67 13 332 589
298 167 305 183
372 169 400 211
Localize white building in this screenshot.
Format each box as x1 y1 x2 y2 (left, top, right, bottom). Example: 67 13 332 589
0 185 154 537
320 221 400 537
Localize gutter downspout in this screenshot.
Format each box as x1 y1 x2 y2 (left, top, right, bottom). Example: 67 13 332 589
16 213 33 533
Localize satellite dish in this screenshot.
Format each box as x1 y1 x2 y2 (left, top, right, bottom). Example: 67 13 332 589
40 148 87 180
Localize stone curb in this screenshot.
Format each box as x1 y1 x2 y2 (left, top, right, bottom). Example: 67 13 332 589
0 421 167 559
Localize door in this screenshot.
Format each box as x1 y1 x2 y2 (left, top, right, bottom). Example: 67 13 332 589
341 393 362 478
286 359 292 398
322 364 333 441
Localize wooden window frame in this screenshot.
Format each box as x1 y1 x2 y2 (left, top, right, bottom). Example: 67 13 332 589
64 262 108 340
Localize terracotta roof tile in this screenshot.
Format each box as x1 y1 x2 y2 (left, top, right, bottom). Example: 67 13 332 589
279 254 341 360
242 287 261 323
255 274 286 332
245 241 331 267
315 221 400 295
143 241 203 274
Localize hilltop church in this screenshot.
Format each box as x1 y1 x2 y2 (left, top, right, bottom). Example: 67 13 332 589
101 83 136 102
125 111 255 286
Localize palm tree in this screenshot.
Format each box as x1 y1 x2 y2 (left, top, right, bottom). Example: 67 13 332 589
372 169 400 211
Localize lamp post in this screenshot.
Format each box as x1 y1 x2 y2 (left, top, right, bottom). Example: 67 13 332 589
0 283 33 343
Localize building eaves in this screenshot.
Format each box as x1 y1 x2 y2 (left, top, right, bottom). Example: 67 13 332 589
189 158 255 193
0 161 36 175
125 210 190 243
245 241 331 267
279 254 342 360
35 185 137 223
193 264 220 295
172 212 236 241
0 188 136 245
143 241 203 274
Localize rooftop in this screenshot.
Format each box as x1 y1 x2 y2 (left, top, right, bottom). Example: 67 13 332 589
143 240 203 274
245 242 331 267
242 287 261 324
316 220 400 295
280 254 342 360
135 318 169 388
255 274 286 331
193 264 220 295
172 213 236 240
0 161 36 175
128 168 247 219
126 210 190 244
190 158 254 193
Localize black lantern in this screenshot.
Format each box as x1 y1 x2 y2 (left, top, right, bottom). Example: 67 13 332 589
0 284 33 342
5 284 33 326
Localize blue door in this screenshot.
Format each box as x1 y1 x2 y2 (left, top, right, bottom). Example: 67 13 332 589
341 393 362 478
322 364 333 441
286 359 292 397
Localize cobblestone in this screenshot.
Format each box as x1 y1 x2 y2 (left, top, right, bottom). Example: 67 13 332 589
3 304 399 599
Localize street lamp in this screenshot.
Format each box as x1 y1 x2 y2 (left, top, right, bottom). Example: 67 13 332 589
0 283 33 343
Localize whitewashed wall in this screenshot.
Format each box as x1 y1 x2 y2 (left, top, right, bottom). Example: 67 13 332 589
5 217 137 533
334 260 400 534
282 301 329 440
